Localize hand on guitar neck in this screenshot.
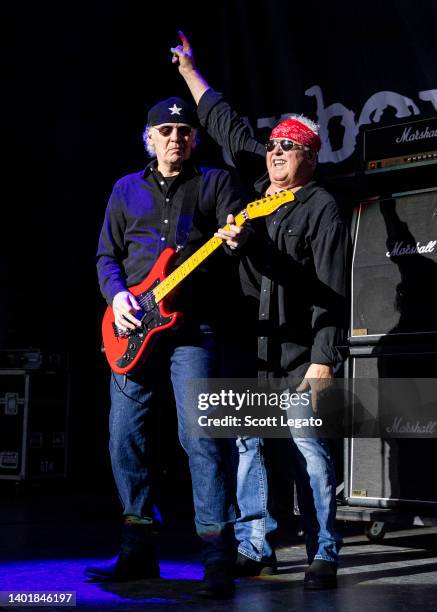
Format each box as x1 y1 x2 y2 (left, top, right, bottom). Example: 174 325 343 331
214 213 248 250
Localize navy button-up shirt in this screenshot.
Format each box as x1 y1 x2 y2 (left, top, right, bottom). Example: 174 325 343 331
97 159 244 325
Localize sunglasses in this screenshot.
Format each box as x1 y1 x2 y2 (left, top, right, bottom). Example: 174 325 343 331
155 125 193 137
265 139 305 152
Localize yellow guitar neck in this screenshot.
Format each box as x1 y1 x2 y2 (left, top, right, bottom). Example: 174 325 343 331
152 190 293 304
153 211 246 303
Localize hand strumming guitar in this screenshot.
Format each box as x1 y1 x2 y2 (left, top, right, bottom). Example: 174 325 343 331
112 291 142 332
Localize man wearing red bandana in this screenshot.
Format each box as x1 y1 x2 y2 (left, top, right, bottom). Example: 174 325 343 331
173 32 350 591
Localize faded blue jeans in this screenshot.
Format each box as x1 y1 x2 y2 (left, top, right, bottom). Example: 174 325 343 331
234 396 341 565
235 436 277 562
291 436 341 563
108 325 236 564
288 390 342 564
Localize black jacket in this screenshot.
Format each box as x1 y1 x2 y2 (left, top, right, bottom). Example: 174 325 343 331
198 89 350 381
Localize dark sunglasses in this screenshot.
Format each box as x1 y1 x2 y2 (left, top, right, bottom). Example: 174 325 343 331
265 139 305 152
155 125 193 137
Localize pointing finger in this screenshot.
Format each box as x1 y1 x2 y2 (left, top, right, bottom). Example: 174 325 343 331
178 30 190 51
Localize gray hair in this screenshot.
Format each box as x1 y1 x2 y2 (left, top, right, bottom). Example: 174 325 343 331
142 125 156 157
282 113 320 135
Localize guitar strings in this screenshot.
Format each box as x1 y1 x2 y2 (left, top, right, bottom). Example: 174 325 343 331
133 192 292 310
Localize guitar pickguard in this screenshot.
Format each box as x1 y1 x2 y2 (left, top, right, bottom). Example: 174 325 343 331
114 281 173 369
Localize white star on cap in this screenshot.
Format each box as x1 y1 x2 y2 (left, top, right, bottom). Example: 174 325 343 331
168 104 182 115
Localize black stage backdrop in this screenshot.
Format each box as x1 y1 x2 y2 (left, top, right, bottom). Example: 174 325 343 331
3 0 437 484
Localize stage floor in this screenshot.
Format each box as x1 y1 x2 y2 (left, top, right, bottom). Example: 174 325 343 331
0 485 436 611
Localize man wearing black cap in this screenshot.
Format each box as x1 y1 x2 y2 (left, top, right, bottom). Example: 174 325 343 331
88 96 246 598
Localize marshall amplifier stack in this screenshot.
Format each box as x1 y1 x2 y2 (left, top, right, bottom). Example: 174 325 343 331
345 117 437 510
0 351 69 481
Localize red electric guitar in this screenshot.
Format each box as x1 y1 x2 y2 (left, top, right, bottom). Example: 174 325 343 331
102 190 295 374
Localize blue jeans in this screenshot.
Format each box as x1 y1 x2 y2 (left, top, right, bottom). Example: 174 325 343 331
287 389 342 564
291 436 341 564
234 437 277 562
108 325 236 564
234 402 341 565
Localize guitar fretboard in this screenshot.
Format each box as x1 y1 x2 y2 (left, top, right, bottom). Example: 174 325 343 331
151 190 294 303
152 210 247 303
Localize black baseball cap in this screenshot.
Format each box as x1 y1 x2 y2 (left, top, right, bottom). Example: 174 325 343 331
147 96 199 127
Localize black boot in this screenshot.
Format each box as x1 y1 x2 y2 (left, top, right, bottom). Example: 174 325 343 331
198 561 235 599
84 517 160 582
303 559 337 590
234 552 277 577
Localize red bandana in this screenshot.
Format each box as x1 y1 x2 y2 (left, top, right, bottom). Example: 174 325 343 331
270 118 321 152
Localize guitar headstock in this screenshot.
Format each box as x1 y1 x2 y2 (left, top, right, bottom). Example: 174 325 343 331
245 190 295 219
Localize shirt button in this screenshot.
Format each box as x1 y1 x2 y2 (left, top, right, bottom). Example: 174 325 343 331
163 219 168 224
160 181 165 186
165 197 170 202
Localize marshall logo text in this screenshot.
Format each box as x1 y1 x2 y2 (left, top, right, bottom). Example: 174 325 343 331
386 417 437 435
395 125 437 144
386 240 437 258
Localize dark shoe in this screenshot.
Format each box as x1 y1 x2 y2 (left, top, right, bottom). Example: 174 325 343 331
234 552 277 577
198 561 235 599
84 554 160 582
84 518 160 582
304 560 337 590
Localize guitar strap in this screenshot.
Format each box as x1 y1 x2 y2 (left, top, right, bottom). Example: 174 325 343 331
174 173 203 251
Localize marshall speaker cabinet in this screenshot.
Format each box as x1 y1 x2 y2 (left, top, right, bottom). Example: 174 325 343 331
345 348 437 509
0 357 69 480
350 188 437 344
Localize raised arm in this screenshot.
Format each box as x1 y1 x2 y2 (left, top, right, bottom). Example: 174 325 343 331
171 31 265 173
171 31 210 105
